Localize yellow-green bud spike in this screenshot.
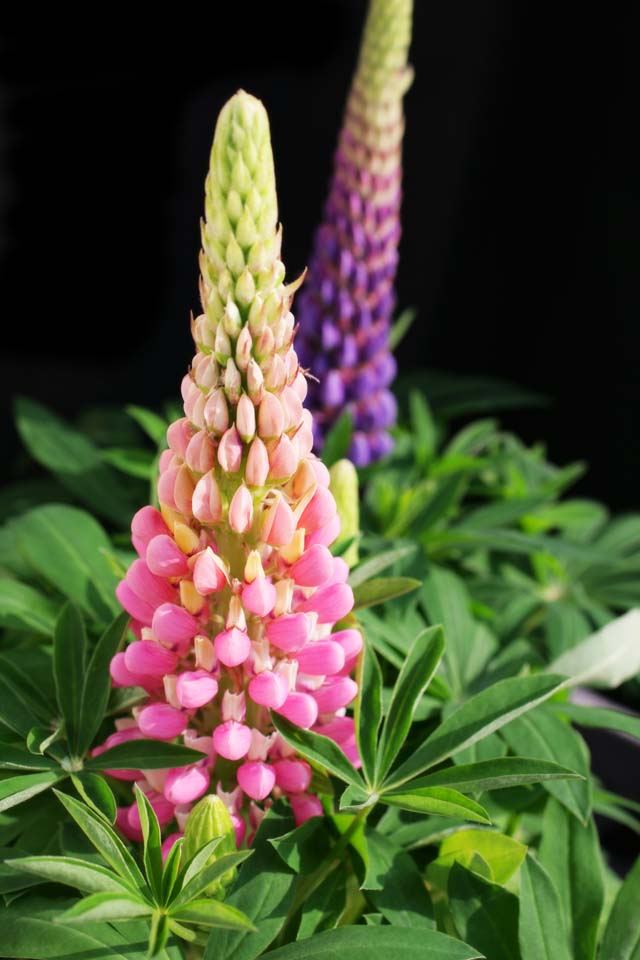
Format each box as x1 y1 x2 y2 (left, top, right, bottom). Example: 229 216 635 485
329 459 360 568
182 795 238 897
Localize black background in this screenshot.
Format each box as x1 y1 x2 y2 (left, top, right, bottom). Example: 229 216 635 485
1 2 638 509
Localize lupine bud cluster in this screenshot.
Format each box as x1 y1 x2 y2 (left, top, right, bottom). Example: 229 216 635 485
98 91 362 846
295 0 413 466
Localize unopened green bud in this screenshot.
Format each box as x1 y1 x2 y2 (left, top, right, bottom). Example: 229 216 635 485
182 795 238 898
329 459 360 567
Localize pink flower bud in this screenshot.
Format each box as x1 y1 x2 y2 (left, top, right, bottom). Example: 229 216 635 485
295 641 345 676
328 556 350 585
124 640 178 678
138 703 187 739
276 691 318 728
174 465 196 515
232 813 246 846
146 535 189 578
242 576 276 617
167 418 194 458
298 486 337 533
131 506 170 557
298 582 354 624
291 370 308 401
185 431 215 474
110 651 147 688
268 433 298 480
192 471 223 523
248 670 288 708
247 358 265 403
214 627 251 667
266 613 311 653
164 765 210 805
204 389 230 435
237 761 275 801
312 676 358 713
224 358 242 404
289 544 334 587
333 629 363 674
280 386 303 430
213 721 252 760
264 352 286 391
152 603 199 647
245 437 269 487
305 513 341 549
181 375 201 421
235 325 253 371
161 832 183 862
236 394 256 442
193 547 228 595
229 484 253 533
257 392 285 440
126 560 177 609
218 426 243 473
309 457 331 488
116 581 155 625
117 805 143 842
273 759 311 794
294 412 314 459
175 670 218 709
289 792 323 826
130 789 175 828
262 496 295 546
158 450 175 475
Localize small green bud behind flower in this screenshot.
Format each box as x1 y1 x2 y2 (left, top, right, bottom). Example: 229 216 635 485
182 795 238 898
329 459 360 568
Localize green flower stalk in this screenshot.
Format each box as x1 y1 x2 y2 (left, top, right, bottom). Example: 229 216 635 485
295 0 413 465
329 459 360 568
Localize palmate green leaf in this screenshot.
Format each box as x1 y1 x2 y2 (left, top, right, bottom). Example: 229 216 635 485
262 925 483 959
296 870 346 940
404 756 582 794
599 857 640 960
518 855 572 960
0 655 55 728
54 790 147 892
271 715 362 788
376 626 444 783
548 609 640 688
85 739 204 771
180 837 224 886
448 862 520 960
0 672 43 738
354 637 383 786
500 707 591 823
0 578 59 634
352 576 421 610
71 773 117 823
170 897 255 930
26 724 64 755
77 611 130 755
269 819 329 876
53 603 87 754
389 306 416 351
364 833 434 927
0 896 181 960
321 410 352 468
409 390 438 468
385 674 565 789
101 447 156 479
58 891 153 923
0 772 62 813
348 544 417 589
0 743 56 772
538 798 604 960
381 786 490 824
205 803 297 960
15 397 137 526
161 837 183 904
132 785 163 901
13 504 120 625
4 855 137 895
171 851 252 909
549 700 640 741
437 829 526 885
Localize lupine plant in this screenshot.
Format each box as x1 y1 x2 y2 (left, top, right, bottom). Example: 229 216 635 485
1 1 640 959
295 0 413 466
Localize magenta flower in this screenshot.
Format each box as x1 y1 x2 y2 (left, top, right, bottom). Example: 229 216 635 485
98 91 361 842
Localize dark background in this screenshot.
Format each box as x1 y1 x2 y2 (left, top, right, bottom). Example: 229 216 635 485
1 2 638 508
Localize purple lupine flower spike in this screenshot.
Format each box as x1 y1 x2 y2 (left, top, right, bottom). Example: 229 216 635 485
296 0 413 466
